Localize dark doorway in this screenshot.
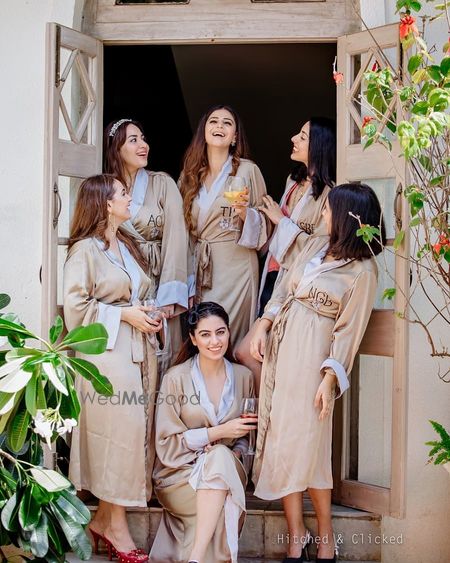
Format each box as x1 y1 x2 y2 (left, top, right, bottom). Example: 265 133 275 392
104 43 336 199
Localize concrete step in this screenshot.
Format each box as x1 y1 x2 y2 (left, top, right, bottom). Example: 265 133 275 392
85 495 381 562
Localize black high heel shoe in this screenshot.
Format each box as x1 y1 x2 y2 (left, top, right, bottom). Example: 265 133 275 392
282 529 312 563
316 542 339 562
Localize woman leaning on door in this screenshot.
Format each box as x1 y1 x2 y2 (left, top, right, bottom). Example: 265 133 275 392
104 118 189 370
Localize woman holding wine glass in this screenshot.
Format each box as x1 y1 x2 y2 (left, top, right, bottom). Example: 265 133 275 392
251 184 386 563
150 302 256 563
179 104 268 348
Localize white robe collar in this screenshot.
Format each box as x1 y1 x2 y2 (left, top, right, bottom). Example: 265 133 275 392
191 354 235 425
94 238 141 303
297 243 352 294
129 168 148 220
196 155 233 232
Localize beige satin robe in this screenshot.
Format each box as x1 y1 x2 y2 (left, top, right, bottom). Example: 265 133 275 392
63 237 158 506
122 170 189 368
249 177 331 308
190 158 268 348
151 358 254 563
253 237 378 500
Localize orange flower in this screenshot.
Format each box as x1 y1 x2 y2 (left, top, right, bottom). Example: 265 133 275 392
399 15 418 40
362 116 374 128
433 243 442 254
333 71 344 85
439 234 449 246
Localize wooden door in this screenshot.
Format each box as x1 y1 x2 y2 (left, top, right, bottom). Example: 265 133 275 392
334 23 408 517
42 23 103 337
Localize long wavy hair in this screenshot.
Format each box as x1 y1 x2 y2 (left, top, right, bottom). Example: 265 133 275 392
68 174 147 270
103 119 147 190
328 183 386 260
173 302 235 366
290 116 336 200
179 104 251 232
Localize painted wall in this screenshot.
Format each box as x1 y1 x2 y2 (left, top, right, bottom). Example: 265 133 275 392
360 2 450 562
0 0 84 333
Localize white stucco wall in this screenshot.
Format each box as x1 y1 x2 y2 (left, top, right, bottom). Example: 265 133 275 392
0 0 83 334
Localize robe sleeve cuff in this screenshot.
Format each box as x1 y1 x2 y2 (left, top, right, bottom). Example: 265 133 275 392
261 305 281 322
97 302 121 350
237 208 262 249
269 217 301 263
187 274 196 298
183 427 210 451
157 280 188 309
320 358 349 398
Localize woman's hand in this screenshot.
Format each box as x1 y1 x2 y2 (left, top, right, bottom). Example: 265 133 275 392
250 319 272 362
314 373 337 421
232 188 250 221
121 305 163 334
221 416 258 440
258 195 284 225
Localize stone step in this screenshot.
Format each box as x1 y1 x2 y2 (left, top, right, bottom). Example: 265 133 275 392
86 496 381 561
68 556 375 563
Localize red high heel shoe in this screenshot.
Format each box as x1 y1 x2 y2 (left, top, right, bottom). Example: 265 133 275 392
89 527 108 555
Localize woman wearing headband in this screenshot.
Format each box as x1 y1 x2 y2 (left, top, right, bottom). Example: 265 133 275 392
104 118 189 369
179 105 268 349
150 302 256 563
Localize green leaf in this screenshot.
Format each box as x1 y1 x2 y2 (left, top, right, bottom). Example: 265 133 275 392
59 371 81 420
54 489 91 525
36 371 47 411
0 317 35 339
0 367 32 394
7 409 30 452
412 68 428 83
49 316 64 345
363 137 375 150
25 373 37 416
444 249 450 263
30 468 72 493
1 490 21 532
5 347 41 361
441 57 450 77
0 294 11 311
0 389 23 433
0 356 27 378
428 65 443 83
0 467 17 491
60 323 108 355
0 391 15 415
410 217 421 227
382 288 396 301
30 511 49 558
393 230 405 250
411 100 429 115
430 175 445 186
410 0 421 11
19 486 42 531
43 508 64 554
31 484 53 505
408 54 422 74
50 503 92 560
67 357 113 396
42 361 68 396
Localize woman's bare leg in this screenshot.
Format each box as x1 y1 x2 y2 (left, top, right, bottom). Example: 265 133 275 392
282 492 307 558
308 488 334 558
89 499 111 535
189 489 228 562
235 322 263 394
104 503 139 553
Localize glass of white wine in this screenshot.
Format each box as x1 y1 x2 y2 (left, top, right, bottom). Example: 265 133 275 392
223 176 247 232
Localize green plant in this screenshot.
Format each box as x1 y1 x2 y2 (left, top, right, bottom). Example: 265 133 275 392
355 0 450 376
0 294 113 561
426 419 450 465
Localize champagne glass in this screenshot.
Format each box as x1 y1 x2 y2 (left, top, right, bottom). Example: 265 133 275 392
143 298 164 356
223 176 247 232
241 397 259 455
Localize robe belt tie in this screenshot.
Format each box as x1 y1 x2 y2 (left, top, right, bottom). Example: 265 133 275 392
141 240 162 278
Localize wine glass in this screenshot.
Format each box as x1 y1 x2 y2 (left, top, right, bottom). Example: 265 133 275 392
241 397 259 455
223 176 247 232
143 298 165 356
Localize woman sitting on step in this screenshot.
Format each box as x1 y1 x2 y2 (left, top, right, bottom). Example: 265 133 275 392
150 301 256 563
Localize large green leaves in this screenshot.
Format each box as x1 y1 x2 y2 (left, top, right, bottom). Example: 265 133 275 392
8 409 31 452
0 317 36 340
19 485 41 531
30 511 49 557
54 489 91 525
50 502 92 560
66 357 113 396
30 468 72 493
1 489 22 532
0 294 11 310
49 316 64 345
59 323 108 355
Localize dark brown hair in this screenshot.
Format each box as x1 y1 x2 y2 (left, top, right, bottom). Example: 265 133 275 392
103 119 146 190
327 182 386 260
173 301 235 366
68 174 147 270
291 116 336 199
179 104 251 232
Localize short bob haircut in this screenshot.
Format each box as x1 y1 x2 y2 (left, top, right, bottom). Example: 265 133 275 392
328 183 386 260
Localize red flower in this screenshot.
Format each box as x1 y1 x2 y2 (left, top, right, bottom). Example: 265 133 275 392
362 116 374 128
439 234 449 246
433 243 442 255
333 71 344 85
371 61 380 72
400 15 418 40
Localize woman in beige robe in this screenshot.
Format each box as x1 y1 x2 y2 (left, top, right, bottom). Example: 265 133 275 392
235 117 336 389
104 119 189 368
179 105 268 348
150 302 256 563
64 174 161 561
250 184 386 563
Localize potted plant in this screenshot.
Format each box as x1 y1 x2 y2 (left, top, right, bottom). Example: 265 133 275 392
426 419 450 474
0 293 113 561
